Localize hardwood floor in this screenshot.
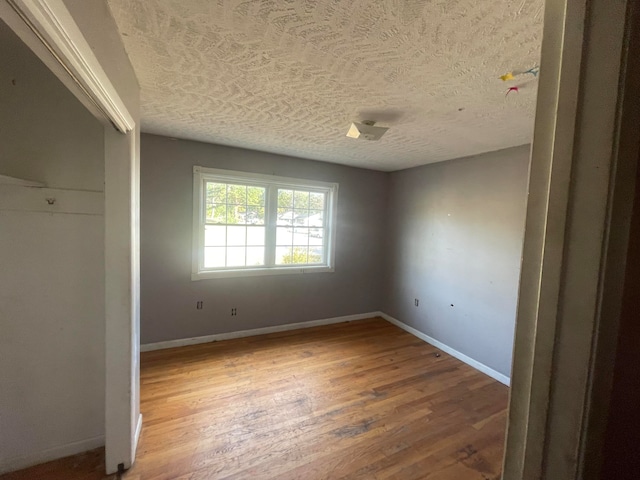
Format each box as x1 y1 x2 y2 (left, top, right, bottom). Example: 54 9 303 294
2 317 508 480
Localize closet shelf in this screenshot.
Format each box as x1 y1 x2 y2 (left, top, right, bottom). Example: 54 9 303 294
0 174 45 188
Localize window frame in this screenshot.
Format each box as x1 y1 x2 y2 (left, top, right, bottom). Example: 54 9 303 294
192 166 338 280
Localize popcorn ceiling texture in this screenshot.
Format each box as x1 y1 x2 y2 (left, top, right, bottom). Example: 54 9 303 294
107 0 544 171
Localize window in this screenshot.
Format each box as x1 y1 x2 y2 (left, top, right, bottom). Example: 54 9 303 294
192 166 338 279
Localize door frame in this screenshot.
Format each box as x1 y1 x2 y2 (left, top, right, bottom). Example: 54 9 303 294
503 0 640 478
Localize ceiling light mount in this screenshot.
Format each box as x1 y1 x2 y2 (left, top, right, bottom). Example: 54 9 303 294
346 120 389 141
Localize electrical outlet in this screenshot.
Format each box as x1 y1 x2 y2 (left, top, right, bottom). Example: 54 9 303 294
231 307 237 316
414 298 419 307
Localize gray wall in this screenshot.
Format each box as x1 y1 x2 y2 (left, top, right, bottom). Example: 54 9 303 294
0 19 105 472
383 145 530 377
140 134 388 344
0 19 104 190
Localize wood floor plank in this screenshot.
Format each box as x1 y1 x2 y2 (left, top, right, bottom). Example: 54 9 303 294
1 317 508 480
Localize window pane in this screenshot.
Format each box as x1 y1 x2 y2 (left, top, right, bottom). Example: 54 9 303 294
294 209 309 226
277 208 294 226
226 247 246 267
294 190 309 209
207 204 227 224
204 225 226 246
204 247 225 268
227 226 246 246
246 206 265 225
276 226 292 245
278 189 293 208
309 228 324 246
293 228 309 245
247 186 265 206
276 246 308 265
275 247 287 265
247 226 265 246
309 246 324 264
308 210 324 227
309 192 324 210
227 184 247 204
206 182 226 204
246 247 265 266
227 205 245 224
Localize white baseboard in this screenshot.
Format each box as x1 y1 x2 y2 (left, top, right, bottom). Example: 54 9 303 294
141 312 380 352
0 435 105 475
377 312 511 386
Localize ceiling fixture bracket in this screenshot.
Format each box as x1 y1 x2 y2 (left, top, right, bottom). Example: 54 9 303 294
346 120 389 141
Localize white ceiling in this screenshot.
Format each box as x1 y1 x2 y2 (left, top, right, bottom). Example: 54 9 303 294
107 0 544 171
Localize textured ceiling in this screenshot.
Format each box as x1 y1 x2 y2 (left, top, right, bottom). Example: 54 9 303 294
107 0 544 171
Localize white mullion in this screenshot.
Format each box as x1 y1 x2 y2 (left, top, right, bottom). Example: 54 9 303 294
199 177 208 272
264 185 277 267
323 190 331 265
224 221 228 267
306 203 311 265
225 184 230 267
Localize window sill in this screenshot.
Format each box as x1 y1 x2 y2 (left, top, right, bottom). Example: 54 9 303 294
191 265 334 280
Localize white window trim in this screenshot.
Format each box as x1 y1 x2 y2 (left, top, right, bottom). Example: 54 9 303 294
191 166 338 280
